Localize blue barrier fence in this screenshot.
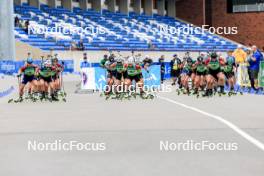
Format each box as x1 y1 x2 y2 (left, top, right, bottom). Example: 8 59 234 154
0 60 74 74
89 62 171 79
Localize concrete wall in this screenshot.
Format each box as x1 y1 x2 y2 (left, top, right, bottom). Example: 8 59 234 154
61 0 72 10
144 0 153 16
39 0 48 5
48 0 57 8
119 0 129 14
14 0 22 5
108 0 116 12
29 0 40 8
133 0 141 14
0 0 15 60
157 0 165 16
15 40 46 61
167 0 176 17
92 0 102 12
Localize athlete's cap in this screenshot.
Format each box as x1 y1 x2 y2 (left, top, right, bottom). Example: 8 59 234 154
173 54 177 57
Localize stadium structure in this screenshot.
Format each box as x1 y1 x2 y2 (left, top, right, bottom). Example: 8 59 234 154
1 0 244 64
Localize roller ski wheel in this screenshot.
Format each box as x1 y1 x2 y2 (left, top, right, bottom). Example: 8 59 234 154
124 94 131 100
111 94 119 99
14 97 23 103
62 98 66 102
132 92 137 99
148 94 155 100
140 93 148 100
31 98 37 102
105 94 111 100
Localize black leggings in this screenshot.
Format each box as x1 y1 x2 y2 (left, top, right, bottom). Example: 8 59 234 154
248 69 259 89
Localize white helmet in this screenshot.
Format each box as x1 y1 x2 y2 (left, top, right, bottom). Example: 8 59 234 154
127 56 134 64
44 59 52 66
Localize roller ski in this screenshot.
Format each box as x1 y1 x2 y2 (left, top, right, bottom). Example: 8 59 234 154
14 97 24 103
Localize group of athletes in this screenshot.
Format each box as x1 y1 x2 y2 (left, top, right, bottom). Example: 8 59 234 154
14 49 241 102
99 52 155 99
99 50 240 99
12 53 65 103
170 51 238 97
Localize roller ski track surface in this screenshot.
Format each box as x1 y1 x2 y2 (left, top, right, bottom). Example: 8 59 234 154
0 75 264 176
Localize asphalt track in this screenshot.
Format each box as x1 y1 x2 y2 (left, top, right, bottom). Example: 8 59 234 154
0 75 264 176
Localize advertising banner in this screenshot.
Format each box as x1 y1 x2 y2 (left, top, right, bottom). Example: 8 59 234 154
259 61 264 87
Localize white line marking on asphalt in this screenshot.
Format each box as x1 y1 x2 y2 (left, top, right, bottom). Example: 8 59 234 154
158 95 264 151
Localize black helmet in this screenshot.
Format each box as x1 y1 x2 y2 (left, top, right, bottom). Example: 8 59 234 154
109 54 115 62
176 59 181 65
187 57 193 63
211 52 217 59
197 56 203 62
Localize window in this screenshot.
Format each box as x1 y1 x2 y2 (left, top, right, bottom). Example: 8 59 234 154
230 0 264 12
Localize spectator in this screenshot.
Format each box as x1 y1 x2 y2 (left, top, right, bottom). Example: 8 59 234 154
78 39 85 51
80 53 91 68
14 16 20 27
158 55 165 84
233 45 247 65
70 41 77 50
24 20 29 34
247 45 263 90
147 40 155 49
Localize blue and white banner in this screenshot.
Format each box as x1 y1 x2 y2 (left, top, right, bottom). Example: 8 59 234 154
81 66 160 91
0 60 74 74
0 61 17 74
61 60 74 73
94 67 107 90
142 65 161 88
